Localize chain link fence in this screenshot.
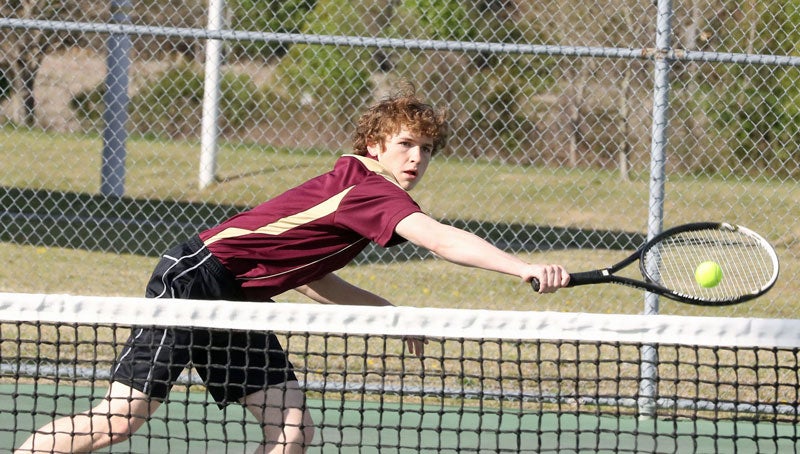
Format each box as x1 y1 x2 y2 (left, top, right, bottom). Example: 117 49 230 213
1 0 798 317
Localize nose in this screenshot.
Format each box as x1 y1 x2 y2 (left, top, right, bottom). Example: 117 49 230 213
409 146 422 162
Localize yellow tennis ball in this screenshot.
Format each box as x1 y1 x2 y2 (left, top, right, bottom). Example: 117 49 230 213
695 261 723 288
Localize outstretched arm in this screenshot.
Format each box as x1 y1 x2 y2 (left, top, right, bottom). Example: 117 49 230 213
295 273 426 356
394 212 569 293
295 273 391 307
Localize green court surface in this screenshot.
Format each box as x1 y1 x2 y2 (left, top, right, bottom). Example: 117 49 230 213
1 384 798 453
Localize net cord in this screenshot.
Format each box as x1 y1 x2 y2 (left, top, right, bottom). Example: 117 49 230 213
1 292 799 349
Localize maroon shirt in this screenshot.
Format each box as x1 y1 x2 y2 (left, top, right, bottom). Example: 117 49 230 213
199 155 422 300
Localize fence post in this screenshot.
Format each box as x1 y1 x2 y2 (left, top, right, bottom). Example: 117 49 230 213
639 0 675 420
199 0 225 189
100 0 132 197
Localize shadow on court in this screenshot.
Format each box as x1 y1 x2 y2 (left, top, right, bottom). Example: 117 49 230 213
1 384 797 453
0 186 644 261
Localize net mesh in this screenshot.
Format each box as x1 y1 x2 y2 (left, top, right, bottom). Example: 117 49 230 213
2 292 799 453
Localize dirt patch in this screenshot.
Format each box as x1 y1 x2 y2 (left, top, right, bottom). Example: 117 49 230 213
34 47 106 132
2 47 172 132
8 48 348 150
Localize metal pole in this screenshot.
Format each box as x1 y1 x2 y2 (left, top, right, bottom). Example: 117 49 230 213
199 0 224 189
100 0 132 197
639 0 674 419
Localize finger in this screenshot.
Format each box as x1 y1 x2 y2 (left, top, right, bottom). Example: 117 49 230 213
416 338 427 356
404 337 425 356
410 338 419 355
408 339 420 356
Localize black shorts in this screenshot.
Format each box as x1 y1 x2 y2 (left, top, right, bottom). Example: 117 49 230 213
111 236 297 406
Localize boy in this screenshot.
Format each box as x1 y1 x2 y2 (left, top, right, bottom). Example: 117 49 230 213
17 88 569 453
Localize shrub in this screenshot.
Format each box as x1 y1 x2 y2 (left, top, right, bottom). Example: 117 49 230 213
228 0 319 61
72 65 266 139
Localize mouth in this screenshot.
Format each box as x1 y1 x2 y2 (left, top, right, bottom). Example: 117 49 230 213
403 169 418 179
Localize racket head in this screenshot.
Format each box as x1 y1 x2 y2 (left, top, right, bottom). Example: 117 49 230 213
639 222 780 306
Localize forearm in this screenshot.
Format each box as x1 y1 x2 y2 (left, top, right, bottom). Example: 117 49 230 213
430 226 528 277
395 212 569 292
295 273 393 307
398 213 528 277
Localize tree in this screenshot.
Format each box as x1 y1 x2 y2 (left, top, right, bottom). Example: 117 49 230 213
272 0 375 125
3 0 51 127
228 0 319 61
708 0 800 176
1 0 206 127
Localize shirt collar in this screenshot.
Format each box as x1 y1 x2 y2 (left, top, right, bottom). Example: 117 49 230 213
342 154 405 190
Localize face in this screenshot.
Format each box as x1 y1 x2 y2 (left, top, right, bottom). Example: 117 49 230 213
367 127 434 191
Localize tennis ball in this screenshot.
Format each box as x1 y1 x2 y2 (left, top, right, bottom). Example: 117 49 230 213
695 261 723 288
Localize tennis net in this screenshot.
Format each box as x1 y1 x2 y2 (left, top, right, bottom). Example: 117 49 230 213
2 292 799 453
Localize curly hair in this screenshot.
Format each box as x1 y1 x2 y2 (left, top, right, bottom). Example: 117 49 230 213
352 86 449 156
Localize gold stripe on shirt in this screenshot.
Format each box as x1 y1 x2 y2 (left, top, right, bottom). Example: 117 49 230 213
204 186 355 245
343 154 403 189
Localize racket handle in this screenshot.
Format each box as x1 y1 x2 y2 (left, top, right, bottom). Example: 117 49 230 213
530 271 605 291
531 274 582 292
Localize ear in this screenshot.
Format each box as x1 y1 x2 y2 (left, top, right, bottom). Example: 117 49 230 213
366 139 383 158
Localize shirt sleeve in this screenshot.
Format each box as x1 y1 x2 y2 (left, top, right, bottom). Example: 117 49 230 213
334 177 422 247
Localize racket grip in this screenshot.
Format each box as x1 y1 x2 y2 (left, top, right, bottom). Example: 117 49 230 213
531 271 604 291
530 276 577 292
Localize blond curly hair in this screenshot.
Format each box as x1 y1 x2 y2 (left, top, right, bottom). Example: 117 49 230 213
352 85 449 156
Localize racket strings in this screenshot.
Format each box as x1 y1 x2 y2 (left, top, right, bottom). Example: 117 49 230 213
642 229 777 301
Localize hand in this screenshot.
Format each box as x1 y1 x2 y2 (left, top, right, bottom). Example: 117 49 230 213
526 264 570 293
402 335 427 357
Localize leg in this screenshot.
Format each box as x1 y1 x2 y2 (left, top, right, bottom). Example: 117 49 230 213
201 330 312 453
241 380 314 454
15 382 161 453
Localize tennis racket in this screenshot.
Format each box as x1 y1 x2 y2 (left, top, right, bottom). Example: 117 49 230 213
532 222 780 306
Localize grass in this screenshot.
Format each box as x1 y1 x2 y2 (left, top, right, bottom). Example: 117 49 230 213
0 125 798 319
2 128 799 444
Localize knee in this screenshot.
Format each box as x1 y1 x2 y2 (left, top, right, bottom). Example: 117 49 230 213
104 417 138 444
88 413 141 446
85 398 152 447
283 416 315 447
269 411 315 450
